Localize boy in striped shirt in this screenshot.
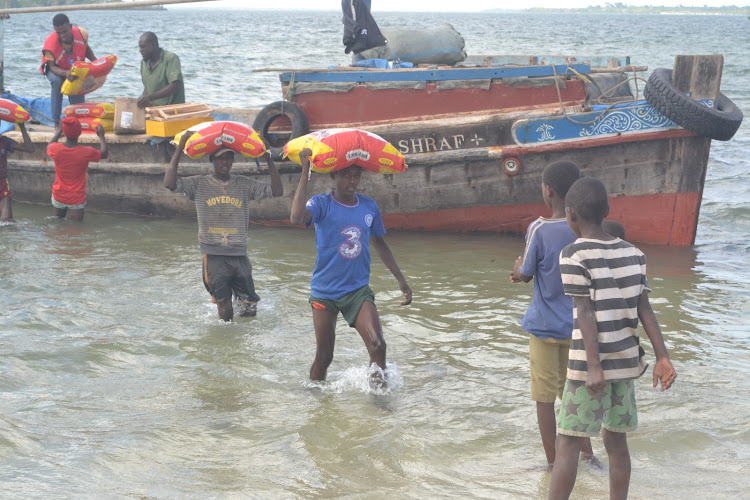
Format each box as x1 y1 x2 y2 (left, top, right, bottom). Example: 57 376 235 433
548 177 676 500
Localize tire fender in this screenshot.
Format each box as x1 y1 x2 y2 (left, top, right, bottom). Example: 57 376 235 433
644 68 743 141
252 101 310 161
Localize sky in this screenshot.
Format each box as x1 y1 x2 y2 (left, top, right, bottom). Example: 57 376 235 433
177 0 747 11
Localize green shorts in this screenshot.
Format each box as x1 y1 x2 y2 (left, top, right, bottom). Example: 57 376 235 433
309 285 375 327
51 195 86 210
558 379 638 437
529 334 571 403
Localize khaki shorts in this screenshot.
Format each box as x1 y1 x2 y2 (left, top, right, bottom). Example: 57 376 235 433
309 285 375 327
529 334 571 403
558 379 638 437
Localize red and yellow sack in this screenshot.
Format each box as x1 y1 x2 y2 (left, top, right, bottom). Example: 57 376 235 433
79 117 113 133
61 54 118 96
283 128 406 174
172 121 266 159
0 98 30 123
65 102 115 119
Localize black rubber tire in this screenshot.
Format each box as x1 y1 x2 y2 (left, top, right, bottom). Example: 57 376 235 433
252 101 309 161
644 68 743 141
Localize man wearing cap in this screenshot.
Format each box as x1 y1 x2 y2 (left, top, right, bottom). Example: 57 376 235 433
137 32 185 109
164 133 283 321
47 116 108 221
40 13 97 127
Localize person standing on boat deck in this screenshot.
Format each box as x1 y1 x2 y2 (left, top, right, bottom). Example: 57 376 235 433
511 161 597 468
47 116 108 222
137 32 185 109
164 133 282 321
40 14 97 128
0 123 35 222
289 149 412 383
548 177 676 500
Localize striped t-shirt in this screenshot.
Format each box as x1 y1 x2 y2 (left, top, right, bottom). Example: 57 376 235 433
559 238 650 382
175 174 272 256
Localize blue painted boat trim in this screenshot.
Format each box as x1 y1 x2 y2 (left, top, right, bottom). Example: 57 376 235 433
280 64 591 83
511 99 714 146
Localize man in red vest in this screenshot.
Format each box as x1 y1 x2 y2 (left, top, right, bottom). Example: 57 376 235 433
40 14 97 128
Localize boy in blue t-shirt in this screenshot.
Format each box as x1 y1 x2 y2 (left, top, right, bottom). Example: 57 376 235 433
511 160 595 467
290 149 412 383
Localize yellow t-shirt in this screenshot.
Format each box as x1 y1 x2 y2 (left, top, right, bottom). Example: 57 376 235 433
43 27 89 63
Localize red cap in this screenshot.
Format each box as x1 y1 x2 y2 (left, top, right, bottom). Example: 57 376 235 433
61 116 82 139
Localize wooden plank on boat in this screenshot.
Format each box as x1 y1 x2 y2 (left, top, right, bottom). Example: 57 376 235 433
145 103 212 122
462 55 631 68
672 55 723 103
278 64 591 84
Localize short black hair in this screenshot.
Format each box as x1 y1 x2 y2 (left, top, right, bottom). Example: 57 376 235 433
603 220 626 239
140 31 158 45
542 160 580 198
52 14 70 27
565 177 609 224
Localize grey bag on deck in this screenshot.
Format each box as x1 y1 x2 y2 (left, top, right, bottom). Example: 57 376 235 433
358 24 467 65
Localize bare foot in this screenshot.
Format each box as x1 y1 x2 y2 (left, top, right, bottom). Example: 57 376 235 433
580 452 605 470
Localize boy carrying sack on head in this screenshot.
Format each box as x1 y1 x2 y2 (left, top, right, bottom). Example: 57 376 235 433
548 177 677 499
511 160 596 467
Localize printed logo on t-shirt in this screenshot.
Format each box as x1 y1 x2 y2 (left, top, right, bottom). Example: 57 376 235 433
365 214 373 227
339 225 363 260
306 198 315 208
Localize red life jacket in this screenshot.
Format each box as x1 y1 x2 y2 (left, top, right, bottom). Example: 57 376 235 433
40 26 87 74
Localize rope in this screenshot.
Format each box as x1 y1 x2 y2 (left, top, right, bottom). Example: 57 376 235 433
551 65 649 126
283 71 297 104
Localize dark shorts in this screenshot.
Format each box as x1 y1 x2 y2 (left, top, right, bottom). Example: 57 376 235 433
309 285 375 327
0 178 11 199
202 254 260 304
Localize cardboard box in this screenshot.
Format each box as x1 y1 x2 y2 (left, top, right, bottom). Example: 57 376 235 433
113 97 146 134
145 116 213 138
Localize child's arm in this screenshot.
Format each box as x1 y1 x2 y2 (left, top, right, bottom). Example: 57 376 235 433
95 124 108 159
372 236 412 305
48 123 63 148
637 290 677 391
289 149 313 225
573 295 606 395
14 123 35 153
164 130 191 190
264 153 283 197
510 256 532 283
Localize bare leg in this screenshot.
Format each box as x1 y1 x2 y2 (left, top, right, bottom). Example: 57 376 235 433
54 207 67 219
603 429 630 500
353 300 387 377
216 297 233 322
310 307 337 380
548 434 583 500
536 401 557 466
0 197 12 221
68 208 84 222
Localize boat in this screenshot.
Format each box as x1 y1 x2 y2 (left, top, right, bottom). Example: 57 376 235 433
6 53 743 246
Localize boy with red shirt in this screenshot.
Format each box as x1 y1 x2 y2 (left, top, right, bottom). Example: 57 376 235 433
47 116 108 221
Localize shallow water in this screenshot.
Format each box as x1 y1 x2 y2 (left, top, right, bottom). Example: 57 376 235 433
2 8 750 499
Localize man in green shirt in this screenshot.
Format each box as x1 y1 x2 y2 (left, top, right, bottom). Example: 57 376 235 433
137 32 185 108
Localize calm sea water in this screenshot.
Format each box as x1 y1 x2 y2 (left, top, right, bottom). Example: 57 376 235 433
1 9 749 499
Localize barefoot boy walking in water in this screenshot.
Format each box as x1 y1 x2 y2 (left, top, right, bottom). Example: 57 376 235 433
290 149 411 383
548 177 676 499
511 161 596 467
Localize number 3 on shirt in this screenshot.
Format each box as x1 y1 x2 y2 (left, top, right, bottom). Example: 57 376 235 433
339 226 363 259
